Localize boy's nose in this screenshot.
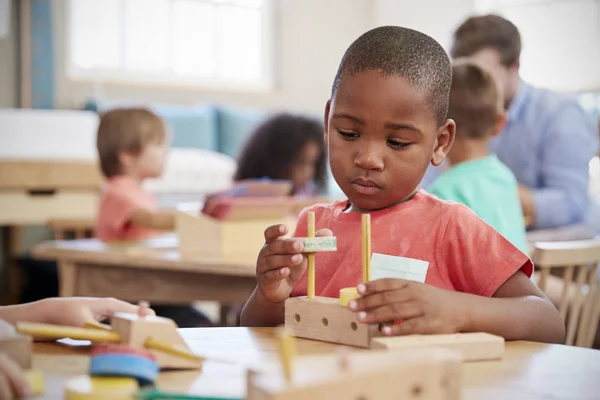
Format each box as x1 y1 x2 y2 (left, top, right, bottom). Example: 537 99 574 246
354 145 384 171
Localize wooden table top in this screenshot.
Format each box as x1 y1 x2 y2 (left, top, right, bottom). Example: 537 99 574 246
31 234 257 276
32 327 600 400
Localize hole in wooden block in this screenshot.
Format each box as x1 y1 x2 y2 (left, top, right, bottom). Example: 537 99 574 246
294 314 301 323
411 384 423 397
441 376 450 388
321 318 329 327
355 395 368 400
350 322 358 331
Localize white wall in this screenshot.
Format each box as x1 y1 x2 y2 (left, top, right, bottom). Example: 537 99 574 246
52 0 374 114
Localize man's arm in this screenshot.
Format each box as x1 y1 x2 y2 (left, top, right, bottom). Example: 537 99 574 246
532 105 598 229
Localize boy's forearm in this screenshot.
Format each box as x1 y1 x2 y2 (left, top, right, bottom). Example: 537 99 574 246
0 300 47 325
460 293 565 344
240 287 285 327
132 209 175 231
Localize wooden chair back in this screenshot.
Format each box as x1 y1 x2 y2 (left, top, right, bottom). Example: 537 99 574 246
47 218 95 240
532 240 600 347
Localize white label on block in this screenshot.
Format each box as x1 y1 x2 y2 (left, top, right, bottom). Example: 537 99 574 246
370 253 429 283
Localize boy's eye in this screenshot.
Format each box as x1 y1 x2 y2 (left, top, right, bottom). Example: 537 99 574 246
337 129 358 140
388 140 411 149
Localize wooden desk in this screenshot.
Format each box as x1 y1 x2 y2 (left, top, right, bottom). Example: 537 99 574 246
31 235 257 306
30 327 600 399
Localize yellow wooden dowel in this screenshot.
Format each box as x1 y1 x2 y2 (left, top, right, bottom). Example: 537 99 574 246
307 211 316 299
277 328 296 382
16 322 121 343
83 321 113 331
23 370 44 396
144 338 205 362
365 214 371 281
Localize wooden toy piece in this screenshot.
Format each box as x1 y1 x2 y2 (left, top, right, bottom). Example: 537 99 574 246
276 327 297 382
294 236 337 252
362 213 371 282
247 347 462 400
0 319 32 368
23 370 45 396
285 296 381 348
339 287 360 307
110 312 203 370
84 321 113 331
64 375 139 400
307 211 316 299
16 322 121 343
90 345 159 385
371 332 505 362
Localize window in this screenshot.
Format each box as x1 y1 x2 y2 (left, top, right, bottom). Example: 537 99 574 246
475 0 600 93
67 0 274 91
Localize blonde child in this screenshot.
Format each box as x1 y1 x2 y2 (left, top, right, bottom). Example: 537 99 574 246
95 108 174 241
428 60 528 254
0 297 152 397
240 26 564 344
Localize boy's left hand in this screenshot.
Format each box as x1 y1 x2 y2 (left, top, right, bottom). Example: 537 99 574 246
348 279 468 336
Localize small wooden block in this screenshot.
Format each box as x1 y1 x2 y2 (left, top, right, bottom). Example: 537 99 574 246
285 296 380 348
24 370 45 396
0 320 32 368
110 313 202 370
64 375 139 400
295 237 337 252
247 348 462 400
371 332 505 362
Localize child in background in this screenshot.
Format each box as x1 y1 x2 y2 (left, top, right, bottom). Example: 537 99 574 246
427 60 529 254
0 297 153 398
95 108 210 327
95 108 174 241
240 26 564 344
234 113 328 196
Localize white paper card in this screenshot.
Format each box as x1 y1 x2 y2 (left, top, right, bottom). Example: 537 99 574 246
370 253 429 283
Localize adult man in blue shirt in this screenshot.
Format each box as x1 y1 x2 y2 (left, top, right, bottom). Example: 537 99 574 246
423 14 599 238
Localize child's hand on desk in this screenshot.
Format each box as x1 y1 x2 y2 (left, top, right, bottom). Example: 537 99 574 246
0 353 30 399
36 297 156 327
257 224 333 304
348 279 467 336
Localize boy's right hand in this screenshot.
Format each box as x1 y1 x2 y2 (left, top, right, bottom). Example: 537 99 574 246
256 224 333 304
0 353 30 399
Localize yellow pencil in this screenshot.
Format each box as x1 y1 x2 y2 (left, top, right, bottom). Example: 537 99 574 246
144 338 205 362
307 211 316 299
16 322 121 343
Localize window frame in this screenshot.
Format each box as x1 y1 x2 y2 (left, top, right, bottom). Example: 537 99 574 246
64 0 276 93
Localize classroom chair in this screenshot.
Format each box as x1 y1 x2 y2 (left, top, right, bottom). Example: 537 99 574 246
532 239 600 347
47 218 95 240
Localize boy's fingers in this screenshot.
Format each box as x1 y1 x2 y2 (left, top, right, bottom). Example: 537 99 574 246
356 301 423 324
267 239 304 255
315 228 333 237
264 224 288 242
357 279 411 295
349 289 413 311
380 317 425 337
259 267 290 284
262 254 303 271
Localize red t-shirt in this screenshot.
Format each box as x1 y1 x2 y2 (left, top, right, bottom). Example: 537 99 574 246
94 176 160 242
291 190 532 298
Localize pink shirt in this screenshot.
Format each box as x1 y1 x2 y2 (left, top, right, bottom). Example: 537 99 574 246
291 190 532 298
94 176 160 242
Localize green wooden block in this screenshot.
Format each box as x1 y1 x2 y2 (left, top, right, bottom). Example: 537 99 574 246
297 237 337 252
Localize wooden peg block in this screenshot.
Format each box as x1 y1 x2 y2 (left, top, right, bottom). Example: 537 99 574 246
247 348 462 400
285 296 381 348
0 320 32 368
110 312 202 370
371 332 505 362
295 237 337 252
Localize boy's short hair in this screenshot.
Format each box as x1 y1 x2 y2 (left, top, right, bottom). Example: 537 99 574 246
96 108 166 178
331 26 452 126
448 60 502 139
451 15 521 67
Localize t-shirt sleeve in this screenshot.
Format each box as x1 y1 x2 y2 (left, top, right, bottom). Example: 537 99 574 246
101 190 149 236
439 204 533 297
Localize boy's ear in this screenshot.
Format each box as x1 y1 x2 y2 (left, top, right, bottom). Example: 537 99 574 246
431 119 456 167
118 151 136 171
324 100 331 144
491 111 508 137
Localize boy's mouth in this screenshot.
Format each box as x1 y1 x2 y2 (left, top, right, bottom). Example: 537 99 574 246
351 177 382 195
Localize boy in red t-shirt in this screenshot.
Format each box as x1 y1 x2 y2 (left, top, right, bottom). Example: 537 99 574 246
240 26 564 344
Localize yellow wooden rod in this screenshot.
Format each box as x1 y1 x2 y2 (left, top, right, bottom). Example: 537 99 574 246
144 338 205 362
361 214 367 283
307 211 316 299
365 214 371 281
277 328 296 382
83 321 112 331
16 322 121 343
